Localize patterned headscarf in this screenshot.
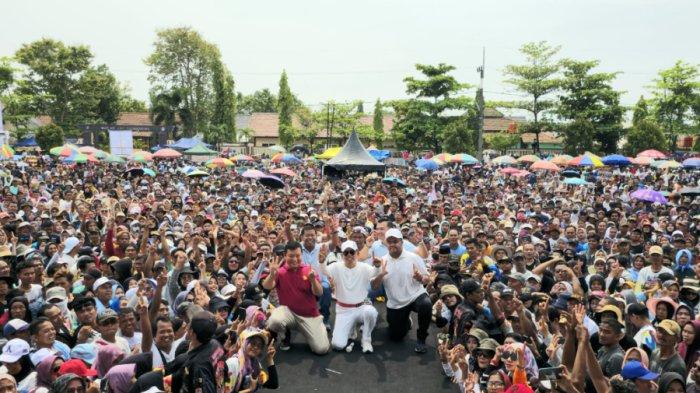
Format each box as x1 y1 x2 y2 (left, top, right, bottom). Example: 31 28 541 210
51 374 84 393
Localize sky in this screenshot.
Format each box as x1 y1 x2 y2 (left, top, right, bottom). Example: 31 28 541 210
1 0 699 113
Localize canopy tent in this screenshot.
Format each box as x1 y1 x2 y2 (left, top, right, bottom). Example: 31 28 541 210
168 137 211 150
13 137 39 149
184 143 218 156
323 131 385 175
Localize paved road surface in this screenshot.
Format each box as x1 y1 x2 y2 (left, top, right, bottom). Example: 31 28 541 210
275 304 459 393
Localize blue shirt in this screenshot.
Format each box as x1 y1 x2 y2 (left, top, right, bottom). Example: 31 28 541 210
450 244 467 257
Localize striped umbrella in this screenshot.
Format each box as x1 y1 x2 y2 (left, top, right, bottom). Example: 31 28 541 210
568 153 604 167
449 153 479 165
205 157 234 169
0 144 15 159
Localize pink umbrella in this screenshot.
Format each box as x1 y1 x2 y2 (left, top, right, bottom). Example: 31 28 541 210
152 148 182 159
270 167 297 177
78 146 99 154
637 149 666 159
530 160 561 172
512 169 531 177
500 167 521 175
631 156 653 165
241 169 266 179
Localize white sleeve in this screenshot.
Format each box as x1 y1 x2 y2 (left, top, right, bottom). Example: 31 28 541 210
413 254 428 275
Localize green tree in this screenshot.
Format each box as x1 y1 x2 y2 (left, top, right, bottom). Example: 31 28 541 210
236 89 278 114
208 60 236 145
0 57 13 95
277 70 295 147
502 41 561 152
150 89 192 138
623 119 668 155
556 59 624 153
391 63 472 152
35 124 64 150
561 119 596 155
650 60 700 148
14 39 122 136
119 95 147 112
485 132 519 153
632 95 650 126
145 27 223 136
441 116 474 153
357 101 364 113
372 99 384 132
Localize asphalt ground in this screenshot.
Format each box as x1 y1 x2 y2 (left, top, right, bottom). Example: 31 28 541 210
275 303 459 393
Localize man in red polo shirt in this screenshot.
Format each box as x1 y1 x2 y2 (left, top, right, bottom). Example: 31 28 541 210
263 241 330 355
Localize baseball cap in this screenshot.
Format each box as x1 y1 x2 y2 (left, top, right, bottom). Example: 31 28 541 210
70 343 97 365
649 245 663 255
0 339 30 363
438 244 451 255
385 228 403 240
506 273 527 283
460 279 481 295
46 287 67 303
97 309 119 325
92 277 112 292
340 240 358 252
598 304 625 325
657 319 681 336
3 319 29 337
621 360 658 381
59 358 98 377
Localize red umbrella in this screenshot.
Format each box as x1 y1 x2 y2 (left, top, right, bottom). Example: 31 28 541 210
530 160 560 172
500 167 521 175
637 149 666 159
270 167 297 177
153 148 182 159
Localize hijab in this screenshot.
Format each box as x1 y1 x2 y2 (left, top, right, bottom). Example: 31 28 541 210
35 355 60 388
679 320 700 370
93 343 124 378
103 363 136 393
622 347 650 368
657 372 685 393
51 374 84 393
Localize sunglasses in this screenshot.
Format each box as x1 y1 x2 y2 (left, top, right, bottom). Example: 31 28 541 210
474 350 494 358
343 250 356 256
500 351 517 361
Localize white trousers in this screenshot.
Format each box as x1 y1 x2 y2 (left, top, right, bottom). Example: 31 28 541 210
331 304 378 350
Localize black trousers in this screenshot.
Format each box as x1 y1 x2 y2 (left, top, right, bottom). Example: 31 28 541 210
386 293 432 342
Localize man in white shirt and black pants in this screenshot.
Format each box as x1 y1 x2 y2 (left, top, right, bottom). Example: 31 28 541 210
321 240 381 353
373 228 432 353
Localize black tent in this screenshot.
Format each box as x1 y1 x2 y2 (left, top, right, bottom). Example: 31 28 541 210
323 131 385 176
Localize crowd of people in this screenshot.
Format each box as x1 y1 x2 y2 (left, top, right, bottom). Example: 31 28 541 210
0 150 697 393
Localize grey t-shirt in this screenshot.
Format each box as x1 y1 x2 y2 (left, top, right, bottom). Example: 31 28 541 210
597 344 624 377
650 349 687 376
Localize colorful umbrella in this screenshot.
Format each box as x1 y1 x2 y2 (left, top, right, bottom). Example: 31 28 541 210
416 158 439 171
49 144 79 157
682 157 700 168
679 186 700 197
601 154 631 166
187 169 210 177
131 151 153 162
269 145 286 153
637 149 666 159
517 154 540 163
78 146 100 154
86 154 99 163
491 155 517 165
271 153 302 165
153 148 182 159
568 153 604 167
62 152 88 163
433 153 452 163
512 170 531 177
500 167 522 175
233 154 255 162
449 153 479 165
382 177 406 187
241 169 266 179
658 160 681 169
205 157 234 169
104 154 125 164
143 168 156 177
0 144 15 159
630 188 667 204
270 167 297 177
530 160 561 172
550 154 573 166
561 169 582 178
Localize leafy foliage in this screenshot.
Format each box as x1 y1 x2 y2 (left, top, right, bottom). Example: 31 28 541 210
649 60 700 147
391 63 472 152
150 89 192 138
623 119 668 155
485 133 520 153
145 27 223 136
208 60 236 145
236 89 278 114
35 124 64 150
556 59 624 154
278 70 296 147
502 41 561 151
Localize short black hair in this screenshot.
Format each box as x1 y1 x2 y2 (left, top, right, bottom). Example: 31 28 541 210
301 224 315 235
599 317 623 334
119 307 136 318
285 241 302 252
152 316 173 335
15 261 34 273
627 303 649 317
29 317 51 335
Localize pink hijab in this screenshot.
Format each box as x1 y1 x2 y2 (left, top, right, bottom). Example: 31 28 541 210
92 344 125 378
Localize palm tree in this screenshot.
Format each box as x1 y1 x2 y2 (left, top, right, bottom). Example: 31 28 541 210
150 89 193 138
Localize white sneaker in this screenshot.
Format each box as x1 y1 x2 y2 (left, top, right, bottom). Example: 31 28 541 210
345 341 355 353
361 339 373 354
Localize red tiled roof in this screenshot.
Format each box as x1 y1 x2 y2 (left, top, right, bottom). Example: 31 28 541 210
484 117 521 132
248 113 394 139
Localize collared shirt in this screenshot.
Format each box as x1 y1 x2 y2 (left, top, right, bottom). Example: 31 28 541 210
302 243 327 282
276 264 320 318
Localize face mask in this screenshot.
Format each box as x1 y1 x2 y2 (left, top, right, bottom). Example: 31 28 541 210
55 300 69 314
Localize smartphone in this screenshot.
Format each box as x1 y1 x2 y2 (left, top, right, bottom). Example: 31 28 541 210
539 366 563 381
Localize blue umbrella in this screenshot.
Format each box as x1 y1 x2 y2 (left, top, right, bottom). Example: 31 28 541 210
281 155 303 165
415 158 439 171
382 177 406 187
682 157 700 169
561 169 581 178
564 177 590 186
602 154 631 166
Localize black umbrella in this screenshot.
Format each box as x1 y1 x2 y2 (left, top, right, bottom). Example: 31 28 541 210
561 169 581 178
123 168 144 178
257 175 285 189
679 186 700 197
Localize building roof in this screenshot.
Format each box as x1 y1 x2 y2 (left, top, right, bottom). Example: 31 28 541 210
115 112 155 126
246 113 394 139
520 132 563 144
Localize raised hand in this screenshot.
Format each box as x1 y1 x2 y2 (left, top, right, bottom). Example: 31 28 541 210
573 303 586 326
308 269 316 282
412 265 423 282
269 256 280 275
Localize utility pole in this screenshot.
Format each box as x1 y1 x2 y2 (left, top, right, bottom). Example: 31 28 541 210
476 47 485 161
329 103 336 147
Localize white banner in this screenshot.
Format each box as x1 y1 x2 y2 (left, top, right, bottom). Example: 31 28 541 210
109 130 133 157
